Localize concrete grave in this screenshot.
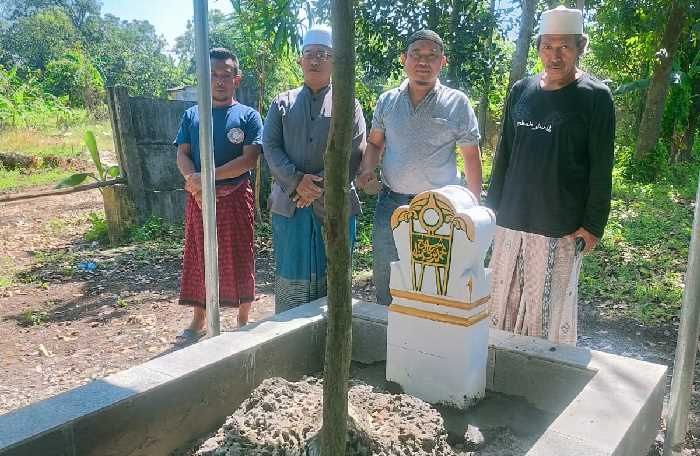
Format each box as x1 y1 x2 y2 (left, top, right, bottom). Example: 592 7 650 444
0 300 666 456
387 185 497 407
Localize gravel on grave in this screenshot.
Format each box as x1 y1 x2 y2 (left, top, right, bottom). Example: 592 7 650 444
185 377 535 456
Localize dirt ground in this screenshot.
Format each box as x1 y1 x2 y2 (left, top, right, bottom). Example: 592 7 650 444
1 187 699 454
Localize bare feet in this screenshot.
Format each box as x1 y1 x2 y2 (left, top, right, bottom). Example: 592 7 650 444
188 306 206 332
238 301 252 327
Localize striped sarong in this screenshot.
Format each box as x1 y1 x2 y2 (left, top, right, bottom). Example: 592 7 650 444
179 181 255 308
271 207 355 314
488 226 583 345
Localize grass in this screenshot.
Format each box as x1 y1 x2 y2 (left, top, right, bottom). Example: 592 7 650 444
0 256 14 289
0 121 114 159
0 167 74 192
579 165 696 324
0 120 114 193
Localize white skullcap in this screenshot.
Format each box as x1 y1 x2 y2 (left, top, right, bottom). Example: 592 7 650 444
302 25 332 49
539 6 583 35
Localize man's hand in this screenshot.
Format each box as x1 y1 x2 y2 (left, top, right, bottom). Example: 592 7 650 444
292 194 314 208
184 173 202 195
295 174 323 204
565 227 599 254
355 168 376 189
193 190 203 209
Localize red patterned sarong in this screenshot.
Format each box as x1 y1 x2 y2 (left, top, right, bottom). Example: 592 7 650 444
179 180 255 308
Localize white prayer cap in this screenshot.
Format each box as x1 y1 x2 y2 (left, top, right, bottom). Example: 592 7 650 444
539 5 583 35
302 25 332 49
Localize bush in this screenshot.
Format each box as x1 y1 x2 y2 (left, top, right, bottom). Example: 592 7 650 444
42 49 105 111
618 142 670 183
127 216 181 243
84 212 109 244
0 66 86 130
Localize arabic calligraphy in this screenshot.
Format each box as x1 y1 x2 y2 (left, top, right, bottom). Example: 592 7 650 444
517 120 552 133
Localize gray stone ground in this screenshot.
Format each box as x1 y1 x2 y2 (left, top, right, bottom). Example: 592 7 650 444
190 377 455 456
183 377 539 456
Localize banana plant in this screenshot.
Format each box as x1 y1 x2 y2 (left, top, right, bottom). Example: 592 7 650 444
57 130 120 188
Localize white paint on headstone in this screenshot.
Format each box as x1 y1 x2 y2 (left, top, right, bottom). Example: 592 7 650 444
386 185 496 408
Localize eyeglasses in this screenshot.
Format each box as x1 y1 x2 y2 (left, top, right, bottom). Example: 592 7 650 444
407 50 443 63
302 50 333 62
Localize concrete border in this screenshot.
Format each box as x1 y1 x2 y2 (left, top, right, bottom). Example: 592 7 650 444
352 302 667 456
1 300 667 456
0 299 329 456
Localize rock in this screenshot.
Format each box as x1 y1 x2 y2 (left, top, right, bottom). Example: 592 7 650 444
463 424 485 451
194 377 456 456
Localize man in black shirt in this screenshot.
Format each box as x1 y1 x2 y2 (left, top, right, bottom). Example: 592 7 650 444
486 6 615 345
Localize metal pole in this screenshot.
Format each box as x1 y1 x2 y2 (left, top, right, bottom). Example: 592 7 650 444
664 171 700 455
193 0 221 337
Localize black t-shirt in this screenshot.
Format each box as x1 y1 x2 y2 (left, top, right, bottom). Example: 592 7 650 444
485 73 615 239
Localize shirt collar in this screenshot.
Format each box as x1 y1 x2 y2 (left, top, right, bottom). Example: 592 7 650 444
399 78 443 95
302 83 332 97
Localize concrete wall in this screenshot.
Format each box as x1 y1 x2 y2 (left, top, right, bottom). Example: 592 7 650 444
106 79 259 225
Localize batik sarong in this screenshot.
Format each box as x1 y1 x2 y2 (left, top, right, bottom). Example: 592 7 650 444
272 207 356 314
179 181 255 308
488 226 583 345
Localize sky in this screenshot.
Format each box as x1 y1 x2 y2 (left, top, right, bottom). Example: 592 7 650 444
101 0 234 51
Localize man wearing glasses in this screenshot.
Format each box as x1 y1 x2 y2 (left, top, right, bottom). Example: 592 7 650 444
357 29 482 306
263 26 367 313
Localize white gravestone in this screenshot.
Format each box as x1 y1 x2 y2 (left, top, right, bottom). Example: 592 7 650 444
386 185 496 408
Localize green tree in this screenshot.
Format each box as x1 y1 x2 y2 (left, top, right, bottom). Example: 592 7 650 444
322 0 354 453
1 7 79 70
354 0 503 95
89 15 184 98
43 48 105 109
635 0 689 163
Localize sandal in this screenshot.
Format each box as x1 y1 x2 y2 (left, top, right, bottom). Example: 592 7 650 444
175 328 206 345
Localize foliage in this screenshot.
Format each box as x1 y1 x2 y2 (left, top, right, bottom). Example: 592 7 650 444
127 216 183 243
354 0 507 99
42 48 105 109
0 66 83 129
87 15 186 98
84 211 109 244
0 7 79 70
17 309 48 326
588 0 699 179
173 6 303 113
579 158 697 324
57 130 119 188
0 2 188 104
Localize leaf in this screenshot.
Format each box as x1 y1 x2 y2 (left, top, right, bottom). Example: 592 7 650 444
106 165 121 178
613 79 650 96
83 130 104 180
56 173 90 188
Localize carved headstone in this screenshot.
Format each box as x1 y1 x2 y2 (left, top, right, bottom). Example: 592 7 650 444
386 185 496 408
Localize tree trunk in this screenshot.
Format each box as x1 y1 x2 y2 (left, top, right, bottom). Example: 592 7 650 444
255 73 266 223
677 78 700 162
478 0 498 147
447 0 461 86
507 0 538 91
428 0 439 30
575 0 584 12
321 0 354 454
634 0 689 161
